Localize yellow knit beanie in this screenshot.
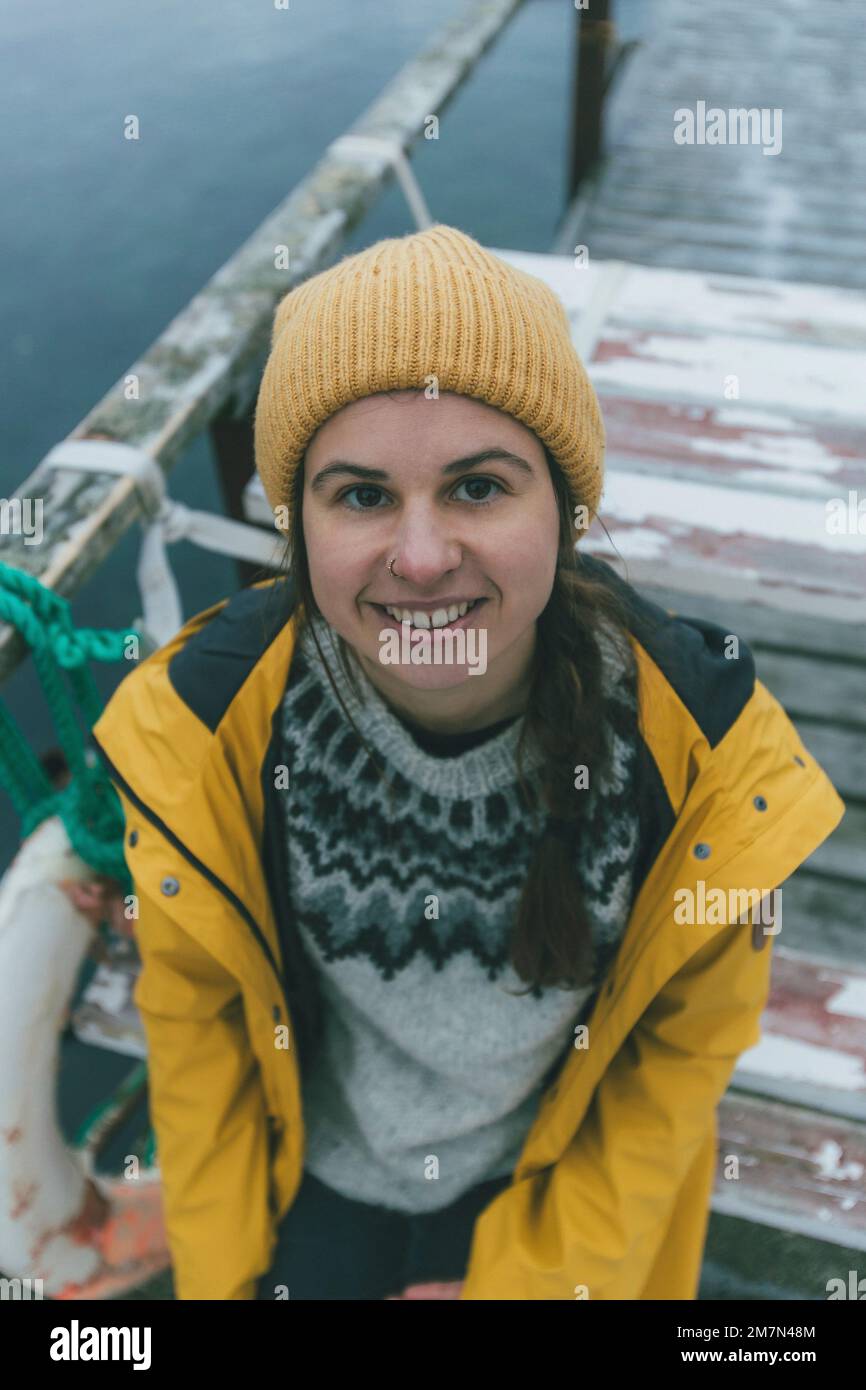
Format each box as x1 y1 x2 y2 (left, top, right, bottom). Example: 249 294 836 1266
253 223 604 536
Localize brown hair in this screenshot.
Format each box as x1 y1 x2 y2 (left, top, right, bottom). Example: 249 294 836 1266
261 411 642 1012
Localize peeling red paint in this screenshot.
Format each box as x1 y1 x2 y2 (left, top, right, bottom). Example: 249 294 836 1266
600 394 864 491
717 1093 866 1237
585 514 865 608
762 954 866 1070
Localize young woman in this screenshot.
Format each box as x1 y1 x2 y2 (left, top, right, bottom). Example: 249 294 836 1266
90 224 843 1300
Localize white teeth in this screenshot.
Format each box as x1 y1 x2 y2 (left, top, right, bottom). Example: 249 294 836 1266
384 599 476 628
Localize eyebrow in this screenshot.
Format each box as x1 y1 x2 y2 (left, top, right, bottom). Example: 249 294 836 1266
309 448 535 493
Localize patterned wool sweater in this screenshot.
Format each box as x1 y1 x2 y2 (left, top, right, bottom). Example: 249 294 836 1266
278 616 640 1213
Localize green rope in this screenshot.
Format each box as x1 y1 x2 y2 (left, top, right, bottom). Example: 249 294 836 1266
0 562 139 897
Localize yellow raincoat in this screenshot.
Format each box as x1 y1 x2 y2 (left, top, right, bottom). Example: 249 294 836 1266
90 564 844 1300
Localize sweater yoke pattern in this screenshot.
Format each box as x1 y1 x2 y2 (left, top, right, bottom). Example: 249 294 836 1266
277 617 640 1211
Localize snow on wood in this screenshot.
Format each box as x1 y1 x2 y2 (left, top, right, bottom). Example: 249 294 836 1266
714 1093 866 1249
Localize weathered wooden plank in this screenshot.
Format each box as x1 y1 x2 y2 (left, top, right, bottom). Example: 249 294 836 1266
612 268 866 353
494 251 866 351
0 0 526 687
600 157 866 212
607 129 865 167
582 182 866 241
583 472 866 624
632 582 866 662
597 239 866 288
714 1093 866 1250
800 804 866 887
734 948 866 1121
598 151 866 211
752 651 866 727
590 325 866 424
608 123 864 164
771 871 866 967
574 234 866 290
591 208 866 263
791 723 866 803
600 396 864 499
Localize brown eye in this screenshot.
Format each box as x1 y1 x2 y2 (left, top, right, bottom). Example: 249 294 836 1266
339 485 387 510
453 476 505 505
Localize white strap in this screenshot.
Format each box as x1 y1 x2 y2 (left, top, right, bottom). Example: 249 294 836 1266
42 439 283 648
328 133 433 231
42 439 167 516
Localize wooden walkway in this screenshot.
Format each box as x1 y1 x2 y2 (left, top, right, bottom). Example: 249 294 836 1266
540 0 866 1284
556 0 866 290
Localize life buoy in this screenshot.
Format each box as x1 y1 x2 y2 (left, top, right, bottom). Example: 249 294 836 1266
0 816 169 1298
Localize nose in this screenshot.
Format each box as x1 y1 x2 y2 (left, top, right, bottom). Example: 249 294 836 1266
388 511 463 588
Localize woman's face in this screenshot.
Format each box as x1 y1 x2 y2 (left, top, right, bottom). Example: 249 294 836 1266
301 390 560 730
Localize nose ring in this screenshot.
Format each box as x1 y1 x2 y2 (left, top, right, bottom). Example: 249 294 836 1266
387 556 400 578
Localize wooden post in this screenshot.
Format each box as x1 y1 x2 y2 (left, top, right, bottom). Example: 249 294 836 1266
568 0 614 200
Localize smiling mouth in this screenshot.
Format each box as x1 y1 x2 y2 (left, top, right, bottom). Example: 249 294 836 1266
372 598 488 632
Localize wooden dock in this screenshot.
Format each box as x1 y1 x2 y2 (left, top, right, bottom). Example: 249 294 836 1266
556 0 866 290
